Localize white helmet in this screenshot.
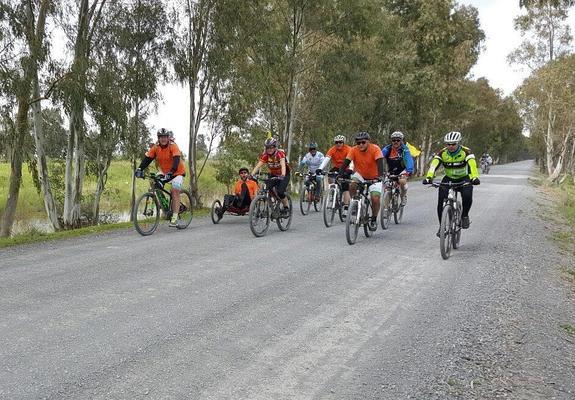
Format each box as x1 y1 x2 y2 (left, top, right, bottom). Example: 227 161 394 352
390 131 404 140
334 134 346 143
444 131 462 143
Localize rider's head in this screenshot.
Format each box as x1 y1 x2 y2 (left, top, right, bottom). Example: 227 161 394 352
355 131 370 151
390 131 404 148
157 128 170 146
264 137 278 154
444 131 461 153
334 134 346 148
308 142 318 155
239 167 249 180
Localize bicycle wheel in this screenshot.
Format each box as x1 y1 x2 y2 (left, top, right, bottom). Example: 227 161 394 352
363 200 374 237
277 194 293 231
133 192 160 236
175 189 194 229
323 187 337 227
381 190 391 230
452 201 462 249
393 192 403 224
346 200 360 245
249 195 270 237
313 186 323 212
300 184 312 215
440 204 453 260
210 199 223 224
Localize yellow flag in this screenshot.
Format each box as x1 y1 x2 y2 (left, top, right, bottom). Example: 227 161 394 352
406 142 421 157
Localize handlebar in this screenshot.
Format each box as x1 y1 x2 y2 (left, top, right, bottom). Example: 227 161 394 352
430 181 471 188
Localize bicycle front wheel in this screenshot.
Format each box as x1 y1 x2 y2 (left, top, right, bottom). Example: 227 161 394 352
277 194 293 231
393 192 403 224
381 190 391 230
346 200 360 245
363 201 374 237
300 185 312 215
452 201 462 249
323 187 337 227
176 189 194 229
440 204 453 260
133 192 160 236
249 195 270 237
313 186 323 212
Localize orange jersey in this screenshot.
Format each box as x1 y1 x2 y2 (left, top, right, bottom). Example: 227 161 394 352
259 149 290 176
234 178 259 200
346 143 383 179
145 143 186 176
326 144 352 169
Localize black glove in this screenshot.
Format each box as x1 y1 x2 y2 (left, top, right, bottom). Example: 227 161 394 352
135 169 144 178
165 172 174 181
315 168 323 175
471 177 480 185
422 177 433 185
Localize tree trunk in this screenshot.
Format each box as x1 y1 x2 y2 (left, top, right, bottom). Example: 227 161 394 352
188 82 200 206
92 156 110 224
544 94 554 177
285 77 298 163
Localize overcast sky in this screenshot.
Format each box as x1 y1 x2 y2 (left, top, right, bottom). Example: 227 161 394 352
150 1 575 151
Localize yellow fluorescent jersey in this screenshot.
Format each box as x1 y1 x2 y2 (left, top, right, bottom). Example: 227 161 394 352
426 146 479 180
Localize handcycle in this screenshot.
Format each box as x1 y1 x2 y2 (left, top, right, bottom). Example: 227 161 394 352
430 180 471 259
380 174 404 229
133 172 193 236
341 177 381 245
210 195 251 224
294 171 323 215
248 174 293 237
320 171 346 227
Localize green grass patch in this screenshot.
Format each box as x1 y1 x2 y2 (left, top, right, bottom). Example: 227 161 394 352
560 324 575 335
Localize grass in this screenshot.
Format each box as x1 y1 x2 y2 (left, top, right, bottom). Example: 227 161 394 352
560 324 575 336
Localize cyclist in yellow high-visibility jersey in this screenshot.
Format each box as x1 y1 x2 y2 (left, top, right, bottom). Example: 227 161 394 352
423 131 480 236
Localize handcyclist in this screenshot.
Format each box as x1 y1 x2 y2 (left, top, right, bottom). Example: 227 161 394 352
299 142 324 200
135 128 186 227
381 131 414 206
339 131 384 231
316 134 353 208
219 167 259 217
422 131 480 236
251 137 291 217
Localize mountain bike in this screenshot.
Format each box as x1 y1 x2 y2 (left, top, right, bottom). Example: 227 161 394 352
481 160 490 174
380 174 404 229
431 180 471 259
248 174 293 237
295 171 322 215
342 178 380 245
321 171 345 227
133 172 193 236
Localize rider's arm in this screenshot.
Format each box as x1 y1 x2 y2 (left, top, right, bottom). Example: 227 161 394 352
426 155 442 178
280 158 286 176
170 155 180 174
299 154 309 168
318 156 331 170
138 156 154 170
403 146 414 175
251 160 264 176
468 155 479 179
339 158 351 175
377 158 384 177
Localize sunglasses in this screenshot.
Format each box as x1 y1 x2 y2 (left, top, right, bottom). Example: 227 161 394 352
446 143 458 146
335 141 343 144
265 145 276 149
356 140 367 145
391 139 402 142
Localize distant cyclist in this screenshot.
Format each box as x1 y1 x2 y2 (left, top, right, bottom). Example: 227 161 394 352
135 128 186 227
299 142 324 200
316 134 353 208
423 131 480 236
251 137 291 216
339 131 384 230
381 131 414 206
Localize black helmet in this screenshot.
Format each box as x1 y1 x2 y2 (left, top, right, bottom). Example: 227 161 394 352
355 131 370 141
238 167 249 174
157 128 170 137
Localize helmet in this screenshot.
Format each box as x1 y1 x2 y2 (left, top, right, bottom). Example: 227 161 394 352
334 134 346 143
264 137 278 148
238 167 249 174
157 128 170 137
390 131 404 140
168 130 175 139
308 142 318 149
444 131 462 143
355 131 370 141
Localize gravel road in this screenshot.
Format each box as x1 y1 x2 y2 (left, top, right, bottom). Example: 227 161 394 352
1 160 574 399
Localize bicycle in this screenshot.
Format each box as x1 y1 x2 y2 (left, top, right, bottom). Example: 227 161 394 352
295 171 322 215
342 178 380 245
248 174 293 237
480 160 490 174
431 180 471 259
321 171 346 227
380 174 404 229
133 172 193 236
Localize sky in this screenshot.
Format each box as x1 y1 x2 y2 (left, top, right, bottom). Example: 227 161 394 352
150 0 575 151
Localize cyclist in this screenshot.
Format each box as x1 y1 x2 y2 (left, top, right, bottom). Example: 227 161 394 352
480 153 493 170
251 137 291 216
339 131 384 230
316 134 353 208
135 128 186 227
299 142 324 200
422 131 480 236
219 167 259 217
381 131 414 206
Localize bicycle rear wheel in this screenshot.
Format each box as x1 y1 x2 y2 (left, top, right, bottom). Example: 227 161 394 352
393 192 403 224
133 192 160 236
363 201 374 237
249 195 270 237
277 195 293 231
176 189 193 229
210 199 223 224
323 187 337 227
440 204 453 259
381 190 391 230
300 185 312 215
346 200 360 245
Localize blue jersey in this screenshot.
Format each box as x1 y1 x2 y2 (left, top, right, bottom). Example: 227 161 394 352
381 144 414 174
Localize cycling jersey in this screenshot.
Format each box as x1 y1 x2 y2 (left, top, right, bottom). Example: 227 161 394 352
145 143 186 176
319 144 352 170
426 145 479 180
381 143 414 174
299 151 324 172
234 178 259 200
346 143 383 180
259 149 290 176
